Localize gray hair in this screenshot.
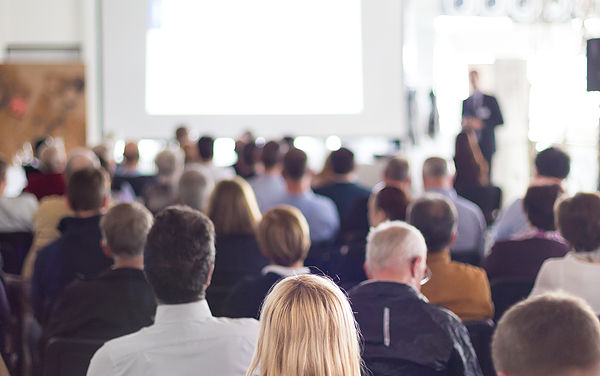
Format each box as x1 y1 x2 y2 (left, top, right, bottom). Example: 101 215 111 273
365 221 427 272
100 202 153 258
40 143 67 173
178 169 213 211
154 149 178 177
422 157 454 178
384 156 410 182
65 148 101 181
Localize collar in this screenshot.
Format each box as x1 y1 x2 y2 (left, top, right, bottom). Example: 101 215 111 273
57 215 103 234
262 265 311 277
426 187 457 199
354 280 428 302
426 251 451 264
155 299 212 324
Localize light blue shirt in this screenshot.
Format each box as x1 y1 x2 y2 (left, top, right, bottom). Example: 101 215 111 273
488 198 528 244
269 191 340 243
248 174 286 213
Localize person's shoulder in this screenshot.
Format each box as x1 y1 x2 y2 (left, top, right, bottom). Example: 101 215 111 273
311 192 337 210
424 300 464 328
449 261 488 281
210 316 260 338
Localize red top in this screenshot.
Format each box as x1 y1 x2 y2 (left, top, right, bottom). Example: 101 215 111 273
23 172 66 200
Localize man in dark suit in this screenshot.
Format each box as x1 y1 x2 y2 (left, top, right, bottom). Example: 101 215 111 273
462 70 504 175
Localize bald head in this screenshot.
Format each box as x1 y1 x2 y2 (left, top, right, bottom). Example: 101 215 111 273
422 157 454 190
40 143 66 173
123 142 140 165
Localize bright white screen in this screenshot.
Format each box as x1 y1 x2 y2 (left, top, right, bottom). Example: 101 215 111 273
145 0 364 115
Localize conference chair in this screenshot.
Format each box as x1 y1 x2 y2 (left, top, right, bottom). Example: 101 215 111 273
0 232 33 274
43 337 104 376
490 278 535 322
465 320 496 376
450 249 482 267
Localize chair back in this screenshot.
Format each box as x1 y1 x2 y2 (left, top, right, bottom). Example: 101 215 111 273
0 233 33 274
457 186 502 225
451 249 482 267
490 278 535 321
465 319 496 376
43 337 104 376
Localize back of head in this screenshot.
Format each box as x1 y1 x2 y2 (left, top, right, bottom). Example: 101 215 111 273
92 144 115 175
65 148 101 182
492 293 600 376
40 143 67 173
178 169 212 211
123 142 140 163
175 126 189 142
282 148 308 181
197 136 214 161
535 147 570 180
373 186 410 221
258 206 311 266
241 142 257 166
100 202 153 258
207 178 261 236
523 184 564 232
556 192 600 252
261 141 282 170
330 147 355 175
144 206 215 304
66 167 109 212
384 156 410 182
366 221 427 273
423 157 451 178
154 149 178 177
407 194 457 254
247 274 362 376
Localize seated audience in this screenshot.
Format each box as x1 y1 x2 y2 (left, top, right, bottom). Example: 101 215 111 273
0 156 38 232
206 178 267 315
224 206 311 319
175 125 198 165
143 149 179 214
187 136 235 183
22 136 50 177
454 120 489 191
87 206 259 376
177 169 213 211
490 147 570 243
423 157 486 254
379 156 412 197
234 141 258 179
23 141 67 200
246 274 362 376
43 202 155 343
32 167 113 323
492 293 600 376
530 192 600 314
270 148 339 243
408 195 494 321
114 141 141 177
349 221 482 376
249 140 286 212
314 147 371 233
22 148 100 279
368 186 410 227
483 184 569 281
311 153 334 189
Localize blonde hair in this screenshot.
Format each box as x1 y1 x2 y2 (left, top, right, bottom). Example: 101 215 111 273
257 206 310 266
246 274 362 376
207 178 261 236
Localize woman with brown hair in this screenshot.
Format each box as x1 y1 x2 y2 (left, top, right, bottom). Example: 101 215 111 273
205 177 268 315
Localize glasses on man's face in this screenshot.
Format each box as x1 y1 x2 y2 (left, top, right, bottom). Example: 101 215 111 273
411 258 432 285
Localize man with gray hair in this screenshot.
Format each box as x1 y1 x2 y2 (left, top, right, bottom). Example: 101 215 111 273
23 140 67 200
422 156 486 259
43 202 156 343
144 149 180 213
349 221 482 376
382 156 412 197
178 169 213 212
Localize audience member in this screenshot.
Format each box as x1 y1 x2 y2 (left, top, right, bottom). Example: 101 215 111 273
381 156 412 196
143 149 179 213
225 206 311 319
114 141 141 177
492 293 600 376
483 184 569 281
206 178 267 315
454 121 489 191
368 186 410 227
423 157 486 255
311 153 334 189
177 169 213 211
0 156 38 232
23 141 67 200
43 202 155 343
246 274 362 376
249 140 286 212
490 147 570 243
92 144 116 178
175 125 198 164
349 221 482 376
22 148 101 279
22 136 50 177
87 206 259 376
32 167 112 324
408 195 494 321
234 141 258 179
187 135 235 183
530 192 600 314
270 148 339 243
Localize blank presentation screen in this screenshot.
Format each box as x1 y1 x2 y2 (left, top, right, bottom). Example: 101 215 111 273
145 0 364 115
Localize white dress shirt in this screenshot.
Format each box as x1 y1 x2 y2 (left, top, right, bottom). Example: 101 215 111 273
0 193 38 232
87 300 259 376
530 253 600 314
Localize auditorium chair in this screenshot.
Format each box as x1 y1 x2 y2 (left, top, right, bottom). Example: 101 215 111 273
490 278 535 322
43 337 104 376
0 232 33 274
450 249 482 267
464 320 496 376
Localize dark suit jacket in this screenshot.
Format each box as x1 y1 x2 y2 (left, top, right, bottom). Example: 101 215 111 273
222 272 282 319
462 94 503 163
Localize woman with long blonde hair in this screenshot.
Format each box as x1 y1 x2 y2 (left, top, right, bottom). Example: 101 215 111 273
246 274 363 376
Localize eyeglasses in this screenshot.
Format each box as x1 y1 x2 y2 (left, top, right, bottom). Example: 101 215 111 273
411 258 432 286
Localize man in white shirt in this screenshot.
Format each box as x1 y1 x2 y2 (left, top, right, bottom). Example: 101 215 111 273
87 206 259 376
0 156 38 232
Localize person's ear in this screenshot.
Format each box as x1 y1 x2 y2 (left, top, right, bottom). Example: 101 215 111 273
102 195 110 210
411 256 424 279
205 264 215 288
101 239 114 260
449 232 457 247
363 262 372 279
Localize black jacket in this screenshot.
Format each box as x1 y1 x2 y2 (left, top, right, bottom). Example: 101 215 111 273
349 281 482 376
221 272 281 319
462 94 503 163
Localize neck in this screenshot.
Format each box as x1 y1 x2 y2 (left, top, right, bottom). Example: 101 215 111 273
113 255 144 270
423 178 452 191
333 173 354 183
264 167 280 176
370 270 419 291
286 179 308 195
73 209 102 218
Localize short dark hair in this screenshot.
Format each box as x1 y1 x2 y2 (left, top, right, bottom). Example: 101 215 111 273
373 186 410 222
241 142 257 166
408 194 457 253
197 136 214 160
523 185 563 232
144 206 216 304
556 192 600 252
282 148 308 181
261 141 282 169
0 156 7 182
384 156 410 182
330 148 355 175
535 147 570 179
66 167 109 212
